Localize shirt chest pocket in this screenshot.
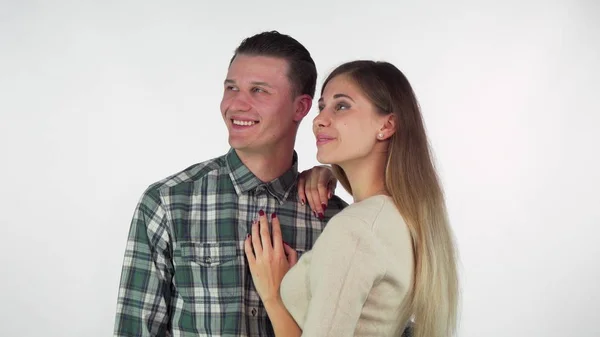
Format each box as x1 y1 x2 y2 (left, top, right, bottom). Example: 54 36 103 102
174 241 242 302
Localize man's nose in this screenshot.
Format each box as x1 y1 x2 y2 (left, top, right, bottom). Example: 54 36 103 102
229 92 251 112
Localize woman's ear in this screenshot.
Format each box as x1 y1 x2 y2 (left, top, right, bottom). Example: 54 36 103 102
377 113 397 140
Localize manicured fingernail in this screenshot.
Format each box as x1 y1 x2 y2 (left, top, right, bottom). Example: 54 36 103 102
271 212 276 219
318 212 324 219
259 210 265 216
300 198 305 205
313 211 317 217
247 233 251 238
321 203 327 212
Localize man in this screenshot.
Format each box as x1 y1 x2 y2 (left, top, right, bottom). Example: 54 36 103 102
113 31 347 336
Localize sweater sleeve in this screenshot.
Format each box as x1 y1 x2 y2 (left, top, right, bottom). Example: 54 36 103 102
300 215 385 337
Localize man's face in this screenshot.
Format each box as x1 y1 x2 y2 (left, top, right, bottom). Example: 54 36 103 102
220 55 304 154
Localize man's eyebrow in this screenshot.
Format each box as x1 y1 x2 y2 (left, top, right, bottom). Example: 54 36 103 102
250 81 273 88
223 79 274 88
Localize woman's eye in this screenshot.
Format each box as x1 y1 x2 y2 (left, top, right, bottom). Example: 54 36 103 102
335 103 349 110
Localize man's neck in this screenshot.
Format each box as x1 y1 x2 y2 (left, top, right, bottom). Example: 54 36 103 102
235 147 295 183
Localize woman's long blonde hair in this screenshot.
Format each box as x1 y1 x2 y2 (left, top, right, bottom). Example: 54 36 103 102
323 61 459 337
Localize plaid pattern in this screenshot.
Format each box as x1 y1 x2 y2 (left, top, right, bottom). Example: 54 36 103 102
114 149 348 337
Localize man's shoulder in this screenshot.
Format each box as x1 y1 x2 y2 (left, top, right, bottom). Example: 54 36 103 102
144 153 229 196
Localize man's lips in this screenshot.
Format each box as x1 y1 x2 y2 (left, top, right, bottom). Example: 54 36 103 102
230 116 259 127
232 119 258 126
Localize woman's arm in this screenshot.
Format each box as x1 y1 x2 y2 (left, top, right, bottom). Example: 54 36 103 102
296 165 337 216
263 298 302 337
244 210 302 337
244 211 385 337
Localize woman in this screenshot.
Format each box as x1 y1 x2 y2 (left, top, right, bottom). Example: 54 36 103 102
244 60 459 337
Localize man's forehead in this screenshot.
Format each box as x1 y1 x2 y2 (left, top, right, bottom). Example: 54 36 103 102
227 55 288 79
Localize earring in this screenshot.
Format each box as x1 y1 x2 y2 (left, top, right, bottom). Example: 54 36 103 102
378 133 384 139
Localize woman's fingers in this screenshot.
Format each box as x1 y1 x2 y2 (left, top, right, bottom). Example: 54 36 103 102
271 213 284 255
251 218 262 256
283 243 298 268
258 210 272 255
297 170 307 205
244 234 256 265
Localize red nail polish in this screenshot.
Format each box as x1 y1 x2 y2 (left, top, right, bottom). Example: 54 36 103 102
318 212 324 219
321 203 327 211
271 212 277 219
259 210 265 216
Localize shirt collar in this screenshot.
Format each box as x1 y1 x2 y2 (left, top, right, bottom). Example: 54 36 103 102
226 148 299 204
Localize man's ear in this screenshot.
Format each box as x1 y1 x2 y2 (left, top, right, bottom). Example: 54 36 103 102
293 94 313 122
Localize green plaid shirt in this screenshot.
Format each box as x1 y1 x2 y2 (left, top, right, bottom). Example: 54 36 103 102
114 149 347 337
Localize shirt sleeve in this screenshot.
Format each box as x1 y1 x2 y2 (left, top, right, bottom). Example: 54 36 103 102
114 187 173 337
300 215 385 337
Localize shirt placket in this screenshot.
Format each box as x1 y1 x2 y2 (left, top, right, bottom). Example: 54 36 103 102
249 183 273 336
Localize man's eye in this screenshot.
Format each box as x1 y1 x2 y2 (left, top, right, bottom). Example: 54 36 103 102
226 86 238 91
252 87 266 93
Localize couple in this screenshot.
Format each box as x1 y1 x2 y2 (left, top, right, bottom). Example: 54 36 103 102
114 31 459 337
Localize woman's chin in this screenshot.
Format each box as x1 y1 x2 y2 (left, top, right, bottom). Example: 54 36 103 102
316 152 334 165
316 153 326 164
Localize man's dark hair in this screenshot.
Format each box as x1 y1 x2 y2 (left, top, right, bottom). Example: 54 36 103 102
230 31 317 98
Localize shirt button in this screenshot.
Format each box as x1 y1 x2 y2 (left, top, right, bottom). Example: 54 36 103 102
204 256 212 264
251 308 257 316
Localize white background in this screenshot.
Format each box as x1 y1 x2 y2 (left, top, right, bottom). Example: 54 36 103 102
1 0 599 336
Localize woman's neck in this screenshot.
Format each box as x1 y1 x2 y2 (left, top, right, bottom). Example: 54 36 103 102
341 152 389 203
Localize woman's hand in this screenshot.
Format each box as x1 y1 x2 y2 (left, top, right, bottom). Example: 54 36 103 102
297 165 337 219
244 210 298 305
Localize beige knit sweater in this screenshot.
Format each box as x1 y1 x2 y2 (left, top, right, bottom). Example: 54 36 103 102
280 195 414 336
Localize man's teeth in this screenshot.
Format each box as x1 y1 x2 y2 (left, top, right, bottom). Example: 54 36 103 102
233 120 257 126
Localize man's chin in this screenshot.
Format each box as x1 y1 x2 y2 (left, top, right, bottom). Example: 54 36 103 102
228 138 256 152
228 135 248 149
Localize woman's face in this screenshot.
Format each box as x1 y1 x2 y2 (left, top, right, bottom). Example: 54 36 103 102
313 75 388 166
